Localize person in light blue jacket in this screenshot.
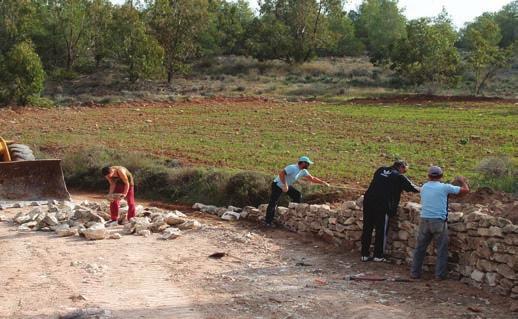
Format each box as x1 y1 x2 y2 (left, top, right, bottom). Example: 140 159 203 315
411 166 469 280
264 156 329 227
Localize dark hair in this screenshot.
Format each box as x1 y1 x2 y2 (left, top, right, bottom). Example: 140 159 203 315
392 160 408 170
298 161 309 166
101 166 112 176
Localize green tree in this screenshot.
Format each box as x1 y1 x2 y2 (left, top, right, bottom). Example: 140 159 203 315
0 0 36 54
251 0 344 63
146 0 210 83
55 0 90 70
111 3 164 82
0 41 45 105
463 14 514 95
320 6 364 56
88 0 114 68
245 14 292 61
494 0 518 48
201 0 254 56
356 0 406 63
390 13 460 88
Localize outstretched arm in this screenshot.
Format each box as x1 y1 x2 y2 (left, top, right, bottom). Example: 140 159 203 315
303 175 330 186
400 175 420 193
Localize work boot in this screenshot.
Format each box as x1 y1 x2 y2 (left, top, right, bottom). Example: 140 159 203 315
360 256 372 262
373 257 386 262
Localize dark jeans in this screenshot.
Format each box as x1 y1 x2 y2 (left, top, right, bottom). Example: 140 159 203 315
265 182 301 224
361 209 389 258
411 218 449 279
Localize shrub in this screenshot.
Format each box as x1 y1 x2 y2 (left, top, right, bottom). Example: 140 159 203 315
0 41 45 105
55 147 340 207
225 171 271 207
26 95 55 108
473 156 517 193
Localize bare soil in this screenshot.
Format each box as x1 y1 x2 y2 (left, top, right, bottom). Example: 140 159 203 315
348 94 518 105
0 194 515 319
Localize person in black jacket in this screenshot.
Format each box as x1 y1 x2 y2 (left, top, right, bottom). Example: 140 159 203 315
361 160 420 262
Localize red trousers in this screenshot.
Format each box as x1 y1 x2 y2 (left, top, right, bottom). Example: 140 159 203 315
110 184 136 221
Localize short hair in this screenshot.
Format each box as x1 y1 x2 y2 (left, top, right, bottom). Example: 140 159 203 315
392 160 408 170
101 166 112 176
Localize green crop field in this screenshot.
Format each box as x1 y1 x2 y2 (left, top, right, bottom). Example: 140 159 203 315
3 100 517 186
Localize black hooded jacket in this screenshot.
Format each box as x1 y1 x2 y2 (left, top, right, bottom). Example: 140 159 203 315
363 166 420 216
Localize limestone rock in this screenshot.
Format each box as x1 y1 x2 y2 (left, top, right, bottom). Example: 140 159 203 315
177 220 202 230
55 224 78 237
83 223 107 240
221 211 241 221
496 263 515 280
132 217 151 233
161 227 182 240
448 212 463 223
138 229 151 237
164 212 187 226
471 270 485 282
109 233 122 240
17 223 32 232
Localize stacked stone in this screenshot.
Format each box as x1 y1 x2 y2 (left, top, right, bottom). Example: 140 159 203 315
195 197 518 299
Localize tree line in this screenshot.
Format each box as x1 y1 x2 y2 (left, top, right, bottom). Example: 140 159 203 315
0 0 517 105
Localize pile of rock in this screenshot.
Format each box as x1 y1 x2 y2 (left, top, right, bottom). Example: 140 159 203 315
7 201 203 241
193 197 518 299
192 203 262 221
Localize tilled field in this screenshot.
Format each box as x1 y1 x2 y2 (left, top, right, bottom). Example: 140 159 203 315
1 98 517 182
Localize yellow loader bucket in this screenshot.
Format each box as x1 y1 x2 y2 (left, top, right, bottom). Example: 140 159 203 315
0 159 71 201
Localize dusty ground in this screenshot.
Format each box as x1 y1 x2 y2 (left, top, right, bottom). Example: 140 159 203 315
0 195 515 319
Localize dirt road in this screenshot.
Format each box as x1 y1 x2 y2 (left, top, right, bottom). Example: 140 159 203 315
0 200 514 319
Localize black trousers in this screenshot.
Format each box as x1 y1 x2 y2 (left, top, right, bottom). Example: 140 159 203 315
265 182 301 224
361 208 389 258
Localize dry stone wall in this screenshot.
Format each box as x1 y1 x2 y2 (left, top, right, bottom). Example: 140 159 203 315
195 197 518 299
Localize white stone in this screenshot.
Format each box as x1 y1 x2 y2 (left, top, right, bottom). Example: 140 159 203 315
55 224 78 237
221 211 241 221
161 227 182 240
17 223 32 232
109 233 122 239
133 217 151 233
164 212 186 225
448 212 463 223
138 229 151 237
471 269 485 282
83 223 107 240
486 272 498 286
343 201 358 210
42 214 59 226
177 220 202 230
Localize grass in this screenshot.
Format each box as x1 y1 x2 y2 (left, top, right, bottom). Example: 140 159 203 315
3 100 517 190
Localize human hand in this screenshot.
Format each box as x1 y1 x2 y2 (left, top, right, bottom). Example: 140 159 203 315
282 184 289 192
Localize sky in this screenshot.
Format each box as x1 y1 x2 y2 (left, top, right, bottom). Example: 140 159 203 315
111 0 513 28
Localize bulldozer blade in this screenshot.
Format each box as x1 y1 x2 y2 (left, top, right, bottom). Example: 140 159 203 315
0 159 71 201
